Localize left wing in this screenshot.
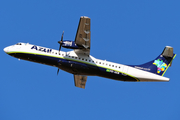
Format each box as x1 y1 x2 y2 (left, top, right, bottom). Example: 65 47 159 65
74 75 87 89
74 16 91 55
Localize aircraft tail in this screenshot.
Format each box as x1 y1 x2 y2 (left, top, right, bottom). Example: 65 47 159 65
133 46 176 76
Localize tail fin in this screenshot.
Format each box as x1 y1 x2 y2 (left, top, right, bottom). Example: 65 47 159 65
134 46 176 76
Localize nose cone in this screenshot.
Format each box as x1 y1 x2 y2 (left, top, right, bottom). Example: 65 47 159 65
4 47 9 53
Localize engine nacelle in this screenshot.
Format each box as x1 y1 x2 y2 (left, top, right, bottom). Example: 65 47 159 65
62 40 80 49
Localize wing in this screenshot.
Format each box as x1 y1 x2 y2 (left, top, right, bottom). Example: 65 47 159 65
74 16 91 55
74 75 87 89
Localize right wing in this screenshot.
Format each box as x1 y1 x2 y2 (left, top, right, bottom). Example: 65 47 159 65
74 75 87 89
74 16 91 55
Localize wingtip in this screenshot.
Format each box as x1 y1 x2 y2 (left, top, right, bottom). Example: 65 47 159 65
81 16 89 18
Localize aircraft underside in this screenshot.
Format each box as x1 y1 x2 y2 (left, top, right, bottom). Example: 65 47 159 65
9 53 137 82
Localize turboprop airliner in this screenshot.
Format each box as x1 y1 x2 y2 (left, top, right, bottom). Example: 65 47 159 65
4 16 176 89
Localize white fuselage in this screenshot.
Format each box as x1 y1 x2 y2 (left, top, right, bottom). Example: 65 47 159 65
4 43 170 82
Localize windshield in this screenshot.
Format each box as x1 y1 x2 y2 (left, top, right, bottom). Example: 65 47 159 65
16 43 22 45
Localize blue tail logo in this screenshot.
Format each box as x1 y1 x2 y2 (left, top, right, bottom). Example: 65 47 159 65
153 59 167 74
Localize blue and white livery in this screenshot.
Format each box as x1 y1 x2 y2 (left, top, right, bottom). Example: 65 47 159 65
4 16 176 89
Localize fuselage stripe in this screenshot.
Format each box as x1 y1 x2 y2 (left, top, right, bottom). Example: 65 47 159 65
7 51 140 81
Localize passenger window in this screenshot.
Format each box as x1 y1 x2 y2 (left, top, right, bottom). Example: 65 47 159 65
99 62 101 64
82 58 84 60
89 60 91 62
72 56 74 58
75 57 77 59
85 59 87 61
112 65 114 67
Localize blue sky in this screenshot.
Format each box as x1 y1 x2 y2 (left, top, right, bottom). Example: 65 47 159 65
1 0 180 120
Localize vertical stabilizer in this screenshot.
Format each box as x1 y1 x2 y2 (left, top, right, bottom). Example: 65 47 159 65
133 46 176 76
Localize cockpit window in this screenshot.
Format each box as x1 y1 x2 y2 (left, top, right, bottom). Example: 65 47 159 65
16 43 22 45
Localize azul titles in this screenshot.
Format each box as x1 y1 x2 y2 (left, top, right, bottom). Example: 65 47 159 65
31 45 52 53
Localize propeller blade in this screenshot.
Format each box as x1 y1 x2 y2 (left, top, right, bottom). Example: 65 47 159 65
59 44 62 51
57 68 60 75
61 31 64 41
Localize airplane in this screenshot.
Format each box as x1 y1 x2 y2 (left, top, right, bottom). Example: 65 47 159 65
4 16 176 89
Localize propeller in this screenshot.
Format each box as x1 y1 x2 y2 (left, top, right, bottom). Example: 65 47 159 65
57 31 64 75
58 31 64 51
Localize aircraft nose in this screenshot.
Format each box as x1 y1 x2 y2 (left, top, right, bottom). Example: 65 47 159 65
3 47 9 53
